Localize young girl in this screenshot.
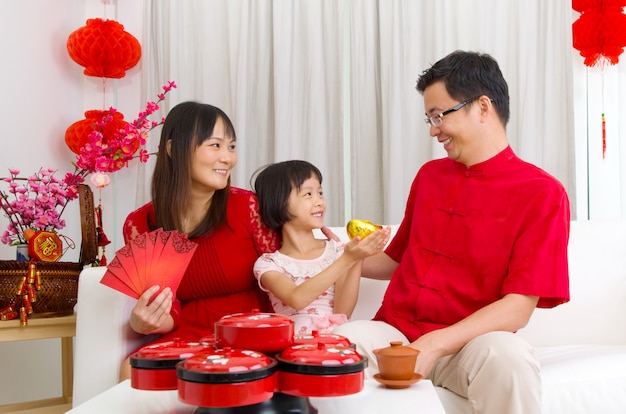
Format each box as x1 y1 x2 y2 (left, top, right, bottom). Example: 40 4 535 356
253 160 390 334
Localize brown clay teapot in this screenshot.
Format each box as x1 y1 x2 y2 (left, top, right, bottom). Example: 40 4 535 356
372 341 420 381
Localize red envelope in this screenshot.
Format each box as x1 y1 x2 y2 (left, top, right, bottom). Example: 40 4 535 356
100 256 140 299
149 231 198 294
129 232 149 287
148 229 170 278
143 228 159 277
112 243 142 294
99 229 197 299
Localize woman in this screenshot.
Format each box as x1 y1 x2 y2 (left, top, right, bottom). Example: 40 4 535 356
119 101 280 379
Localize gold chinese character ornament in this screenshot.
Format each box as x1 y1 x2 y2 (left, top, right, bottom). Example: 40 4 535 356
28 230 63 262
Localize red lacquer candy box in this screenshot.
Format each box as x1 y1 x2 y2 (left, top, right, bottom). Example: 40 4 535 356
276 342 367 397
176 347 278 408
215 309 294 353
130 339 212 390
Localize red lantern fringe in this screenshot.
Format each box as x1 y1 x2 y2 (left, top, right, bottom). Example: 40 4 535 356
66 18 141 79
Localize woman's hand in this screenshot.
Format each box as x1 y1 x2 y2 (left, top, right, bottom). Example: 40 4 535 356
129 285 174 335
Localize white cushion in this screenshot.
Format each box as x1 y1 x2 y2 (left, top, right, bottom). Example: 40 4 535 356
518 220 626 346
538 345 626 414
72 267 151 407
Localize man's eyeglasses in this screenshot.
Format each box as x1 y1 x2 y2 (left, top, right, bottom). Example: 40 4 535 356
424 98 477 128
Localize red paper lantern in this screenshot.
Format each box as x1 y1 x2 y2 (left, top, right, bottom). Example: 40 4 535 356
64 110 135 155
572 1 626 67
66 18 141 79
572 0 626 13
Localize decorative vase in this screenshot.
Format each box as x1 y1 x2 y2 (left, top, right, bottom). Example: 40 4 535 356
16 244 29 262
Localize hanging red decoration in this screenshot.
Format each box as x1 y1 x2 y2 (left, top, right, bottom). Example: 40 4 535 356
572 0 626 13
64 110 138 155
602 112 607 157
573 9 626 67
572 0 626 67
572 1 626 159
66 18 142 79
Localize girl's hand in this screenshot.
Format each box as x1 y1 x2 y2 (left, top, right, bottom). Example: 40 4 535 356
129 285 173 335
344 226 391 259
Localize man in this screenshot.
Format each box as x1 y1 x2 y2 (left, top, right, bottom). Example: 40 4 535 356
333 50 570 414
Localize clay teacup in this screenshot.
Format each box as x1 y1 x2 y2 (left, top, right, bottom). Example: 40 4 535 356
372 341 420 381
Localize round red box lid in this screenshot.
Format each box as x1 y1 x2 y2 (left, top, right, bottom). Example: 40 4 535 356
293 331 352 347
176 347 277 383
216 309 293 328
277 343 367 375
130 339 211 369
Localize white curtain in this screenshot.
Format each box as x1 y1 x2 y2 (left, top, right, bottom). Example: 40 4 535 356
136 0 575 226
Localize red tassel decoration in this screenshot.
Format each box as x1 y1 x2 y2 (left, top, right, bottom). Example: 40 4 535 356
95 203 110 266
602 113 606 158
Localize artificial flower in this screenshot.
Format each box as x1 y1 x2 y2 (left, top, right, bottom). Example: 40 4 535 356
73 80 176 174
0 168 83 245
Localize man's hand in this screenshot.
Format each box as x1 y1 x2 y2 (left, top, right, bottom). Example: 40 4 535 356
409 330 448 378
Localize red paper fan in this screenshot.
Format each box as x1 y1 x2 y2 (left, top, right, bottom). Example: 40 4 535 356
100 229 197 299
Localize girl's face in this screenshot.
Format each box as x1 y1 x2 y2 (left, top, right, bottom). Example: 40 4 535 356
190 117 237 194
286 174 326 230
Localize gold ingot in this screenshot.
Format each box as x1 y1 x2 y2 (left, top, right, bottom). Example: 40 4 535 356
346 219 383 240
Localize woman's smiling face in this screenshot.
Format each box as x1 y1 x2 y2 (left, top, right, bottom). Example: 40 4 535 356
190 116 237 193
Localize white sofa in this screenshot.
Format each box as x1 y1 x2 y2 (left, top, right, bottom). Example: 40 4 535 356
72 220 626 413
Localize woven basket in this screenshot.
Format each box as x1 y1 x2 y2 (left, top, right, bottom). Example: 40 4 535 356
0 260 82 317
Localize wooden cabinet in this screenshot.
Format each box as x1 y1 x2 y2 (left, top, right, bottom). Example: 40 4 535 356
0 314 75 413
